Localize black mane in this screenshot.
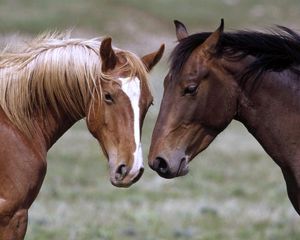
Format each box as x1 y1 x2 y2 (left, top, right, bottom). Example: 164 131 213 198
170 26 300 85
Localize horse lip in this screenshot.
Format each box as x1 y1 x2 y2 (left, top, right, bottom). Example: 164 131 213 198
110 177 132 188
176 156 189 177
132 167 144 183
178 164 189 176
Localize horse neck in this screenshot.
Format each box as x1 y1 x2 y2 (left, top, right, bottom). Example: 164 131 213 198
0 43 99 152
236 70 300 166
33 108 83 151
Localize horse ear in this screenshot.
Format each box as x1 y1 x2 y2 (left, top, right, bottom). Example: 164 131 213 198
100 37 117 72
141 44 165 72
174 20 188 40
202 19 224 54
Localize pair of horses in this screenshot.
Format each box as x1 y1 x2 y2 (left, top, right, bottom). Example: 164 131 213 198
1 19 300 238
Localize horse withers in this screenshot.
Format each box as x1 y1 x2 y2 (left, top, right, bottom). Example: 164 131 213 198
149 19 300 215
0 33 164 239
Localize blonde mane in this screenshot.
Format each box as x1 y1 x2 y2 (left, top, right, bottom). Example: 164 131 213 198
0 33 148 136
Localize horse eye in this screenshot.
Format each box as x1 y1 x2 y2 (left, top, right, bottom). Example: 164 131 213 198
183 85 198 96
104 93 114 103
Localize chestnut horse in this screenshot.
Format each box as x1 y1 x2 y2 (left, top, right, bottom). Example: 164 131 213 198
149 20 300 215
0 33 164 239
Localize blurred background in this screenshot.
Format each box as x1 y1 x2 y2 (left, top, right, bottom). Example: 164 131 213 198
1 0 300 239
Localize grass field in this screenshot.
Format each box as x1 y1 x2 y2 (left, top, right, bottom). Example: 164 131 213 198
0 0 300 239
26 118 300 240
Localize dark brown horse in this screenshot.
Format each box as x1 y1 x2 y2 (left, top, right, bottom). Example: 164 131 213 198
0 33 164 239
149 19 300 215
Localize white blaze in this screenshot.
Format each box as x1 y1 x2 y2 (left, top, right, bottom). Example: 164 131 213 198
119 77 143 174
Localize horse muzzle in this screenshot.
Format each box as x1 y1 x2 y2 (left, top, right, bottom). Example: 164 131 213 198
149 153 189 179
110 163 144 188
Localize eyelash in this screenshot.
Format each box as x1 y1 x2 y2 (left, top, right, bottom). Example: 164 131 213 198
104 93 114 103
183 85 198 96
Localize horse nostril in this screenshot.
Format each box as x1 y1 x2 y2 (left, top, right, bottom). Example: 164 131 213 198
115 164 128 181
156 157 169 174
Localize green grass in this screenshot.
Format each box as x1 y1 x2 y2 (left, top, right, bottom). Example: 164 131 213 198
1 0 300 38
1 0 300 239
25 120 300 240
